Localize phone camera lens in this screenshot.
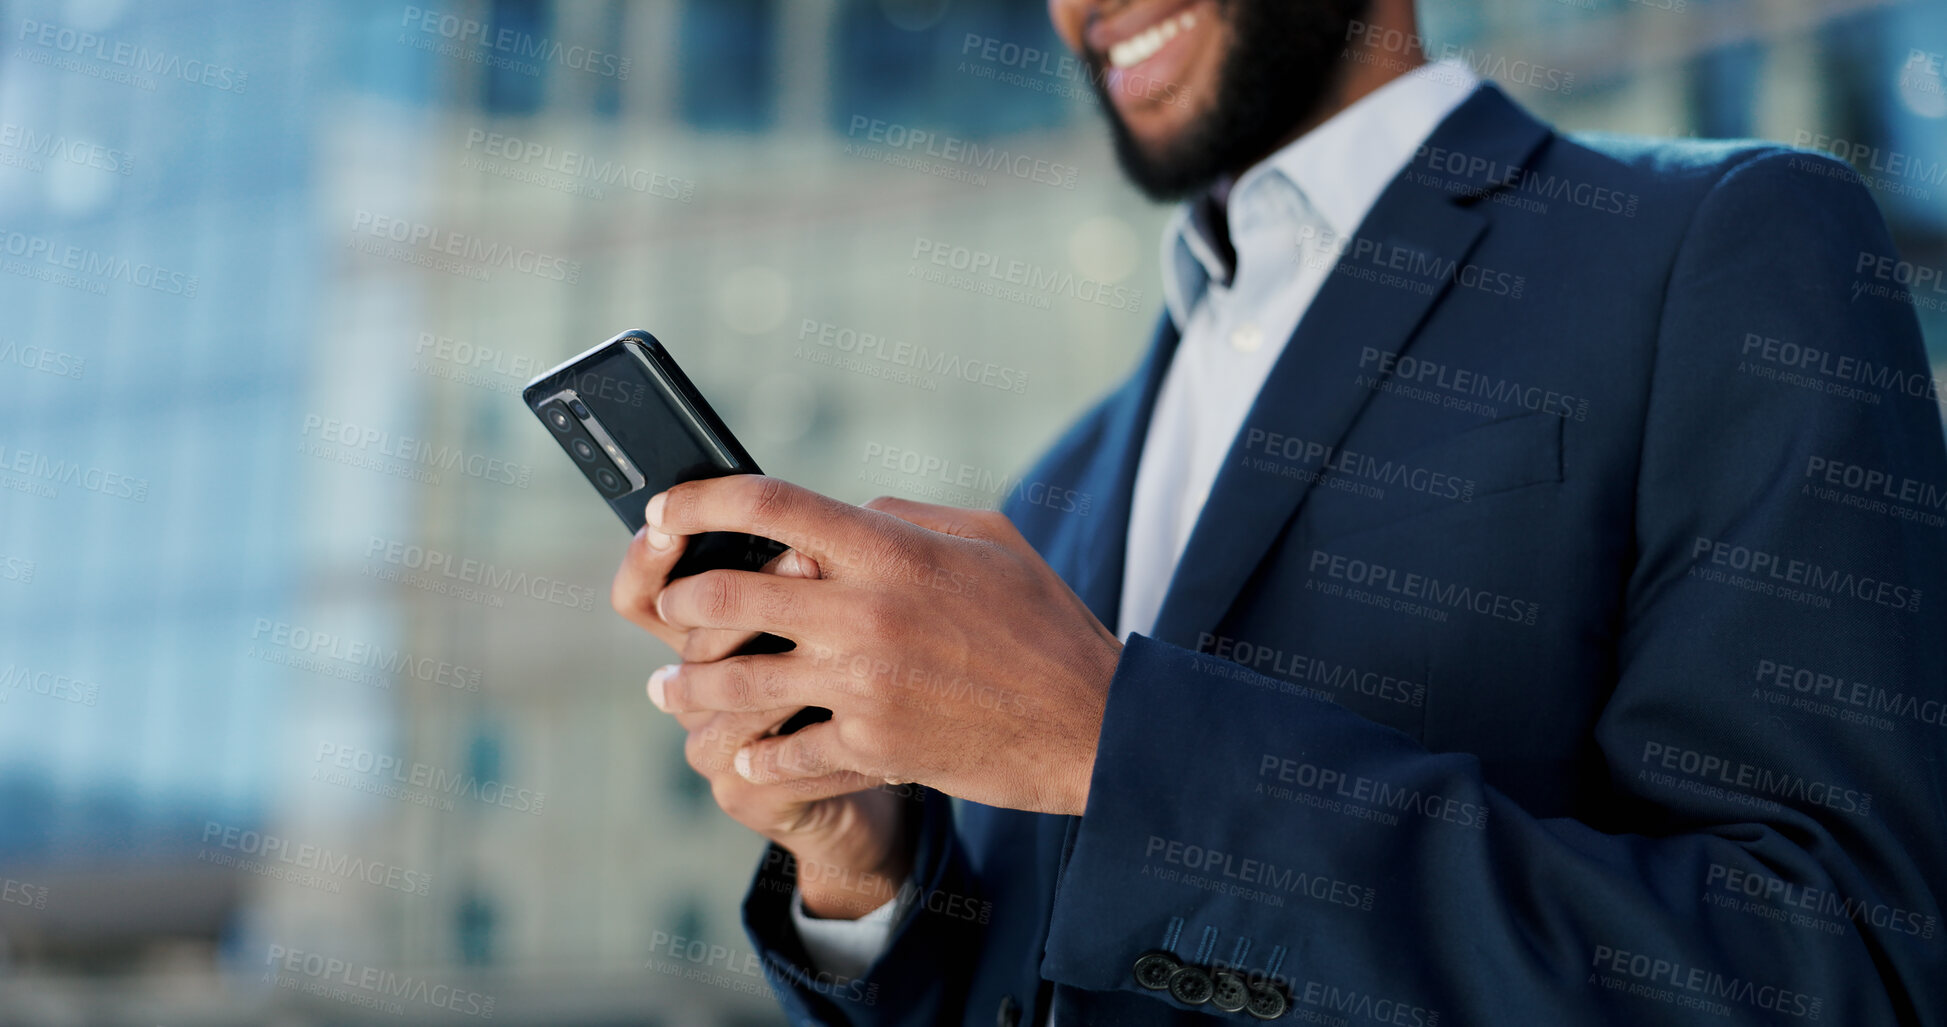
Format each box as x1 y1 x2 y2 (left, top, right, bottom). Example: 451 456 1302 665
568 398 591 419
570 437 599 463
594 467 622 493
546 405 574 434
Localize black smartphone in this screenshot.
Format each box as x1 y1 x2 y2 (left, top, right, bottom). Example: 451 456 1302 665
523 329 829 734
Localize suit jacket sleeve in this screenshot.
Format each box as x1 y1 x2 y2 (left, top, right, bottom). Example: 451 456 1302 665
741 784 986 1024
1041 149 1947 1023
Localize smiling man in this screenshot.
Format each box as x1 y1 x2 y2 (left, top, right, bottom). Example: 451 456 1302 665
611 0 1947 1023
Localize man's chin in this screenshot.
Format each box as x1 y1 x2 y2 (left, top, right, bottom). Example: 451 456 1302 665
1105 118 1226 202
1090 0 1374 203
1115 115 1194 166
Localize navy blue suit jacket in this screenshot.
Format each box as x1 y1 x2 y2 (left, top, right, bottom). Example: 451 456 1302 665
743 83 1947 1026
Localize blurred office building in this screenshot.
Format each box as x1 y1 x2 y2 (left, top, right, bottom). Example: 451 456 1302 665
0 0 1939 1024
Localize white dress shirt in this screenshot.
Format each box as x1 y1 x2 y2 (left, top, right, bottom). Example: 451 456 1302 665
1118 59 1480 640
789 59 1482 1000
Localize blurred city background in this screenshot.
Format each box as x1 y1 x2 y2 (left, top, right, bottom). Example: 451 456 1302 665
0 0 1942 1023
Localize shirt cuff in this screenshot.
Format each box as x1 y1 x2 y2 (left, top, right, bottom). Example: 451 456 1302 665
787 881 911 980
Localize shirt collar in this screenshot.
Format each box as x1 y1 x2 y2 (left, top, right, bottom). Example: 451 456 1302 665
1162 58 1481 330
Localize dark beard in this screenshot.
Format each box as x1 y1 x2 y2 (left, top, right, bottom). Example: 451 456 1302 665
1091 0 1373 201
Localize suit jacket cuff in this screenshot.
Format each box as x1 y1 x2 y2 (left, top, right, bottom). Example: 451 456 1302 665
742 784 983 1023
790 879 909 980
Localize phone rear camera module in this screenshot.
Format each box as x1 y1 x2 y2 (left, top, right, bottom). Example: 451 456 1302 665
570 437 600 463
545 404 575 434
594 467 623 494
567 398 591 419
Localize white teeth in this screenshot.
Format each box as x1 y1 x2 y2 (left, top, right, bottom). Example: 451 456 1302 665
1107 8 1200 70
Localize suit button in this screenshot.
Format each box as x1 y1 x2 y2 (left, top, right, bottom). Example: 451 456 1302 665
1132 951 1182 990
995 994 1020 1027
1246 983 1288 1020
1230 322 1264 353
1168 965 1215 1006
1210 969 1249 1012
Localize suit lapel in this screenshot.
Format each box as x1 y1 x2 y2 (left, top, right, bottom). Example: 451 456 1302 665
1145 84 1552 648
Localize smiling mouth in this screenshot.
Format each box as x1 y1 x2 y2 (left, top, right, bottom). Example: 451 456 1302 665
1106 8 1200 70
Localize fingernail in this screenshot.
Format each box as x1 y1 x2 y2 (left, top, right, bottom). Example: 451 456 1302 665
647 664 677 710
646 491 667 528
734 746 755 781
645 527 673 551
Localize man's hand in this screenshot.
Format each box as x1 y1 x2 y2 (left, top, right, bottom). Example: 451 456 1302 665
645 475 1123 817
611 496 914 918
671 702 916 919
611 512 816 663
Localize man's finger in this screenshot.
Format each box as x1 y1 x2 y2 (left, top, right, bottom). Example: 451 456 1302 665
759 768 885 801
649 476 873 569
669 702 791 736
610 523 690 632
774 769 886 800
654 653 823 715
681 707 798 774
681 626 761 666
861 495 1003 540
734 720 847 785
680 549 823 662
657 568 825 637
